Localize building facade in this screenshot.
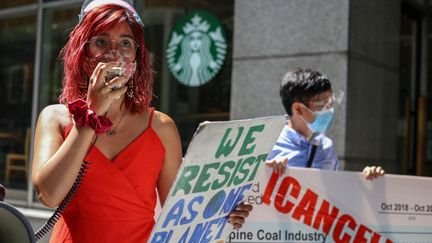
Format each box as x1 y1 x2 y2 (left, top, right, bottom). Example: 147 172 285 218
0 0 431 239
232 0 431 176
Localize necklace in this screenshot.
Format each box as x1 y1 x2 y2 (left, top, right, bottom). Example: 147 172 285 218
106 109 126 136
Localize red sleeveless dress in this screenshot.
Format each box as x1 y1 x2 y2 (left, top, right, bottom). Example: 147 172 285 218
50 108 165 243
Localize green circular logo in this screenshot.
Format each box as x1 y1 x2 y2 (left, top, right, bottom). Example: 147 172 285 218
166 11 227 87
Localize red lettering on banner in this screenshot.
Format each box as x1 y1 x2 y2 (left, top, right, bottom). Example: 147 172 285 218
312 199 339 235
263 174 394 243
371 232 382 243
333 214 357 243
274 176 300 214
353 224 379 243
371 232 383 243
262 172 279 205
291 189 317 226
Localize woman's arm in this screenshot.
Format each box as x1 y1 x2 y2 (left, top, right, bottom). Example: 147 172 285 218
154 111 183 206
32 62 128 208
32 105 96 208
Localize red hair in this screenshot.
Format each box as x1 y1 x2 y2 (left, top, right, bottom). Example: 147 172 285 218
59 4 153 113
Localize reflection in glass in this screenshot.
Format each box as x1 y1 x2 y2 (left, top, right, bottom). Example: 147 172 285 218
426 17 432 176
398 13 431 176
143 0 233 153
38 7 80 111
399 14 416 175
0 0 36 10
0 15 36 189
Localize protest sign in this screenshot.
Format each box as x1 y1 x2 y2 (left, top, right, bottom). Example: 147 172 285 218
149 115 286 243
230 167 432 243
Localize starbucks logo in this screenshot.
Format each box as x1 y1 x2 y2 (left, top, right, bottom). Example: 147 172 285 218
166 11 227 87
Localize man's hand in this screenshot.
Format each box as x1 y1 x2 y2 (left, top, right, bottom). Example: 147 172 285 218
362 166 385 180
265 157 288 175
228 202 253 230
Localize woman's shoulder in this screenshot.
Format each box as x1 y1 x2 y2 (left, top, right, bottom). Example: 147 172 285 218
38 104 71 127
150 110 180 144
40 104 69 118
40 103 67 112
151 110 178 133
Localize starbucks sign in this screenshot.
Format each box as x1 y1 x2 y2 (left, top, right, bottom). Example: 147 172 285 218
166 11 227 87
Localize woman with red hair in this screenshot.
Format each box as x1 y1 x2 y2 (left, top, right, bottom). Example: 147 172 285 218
31 1 251 242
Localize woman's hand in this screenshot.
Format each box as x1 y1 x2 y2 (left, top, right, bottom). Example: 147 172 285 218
228 202 253 230
362 166 385 180
86 62 129 115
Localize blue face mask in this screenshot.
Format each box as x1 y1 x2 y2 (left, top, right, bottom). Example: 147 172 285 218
306 108 334 134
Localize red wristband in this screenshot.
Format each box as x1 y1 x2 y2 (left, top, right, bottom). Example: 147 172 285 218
68 99 112 135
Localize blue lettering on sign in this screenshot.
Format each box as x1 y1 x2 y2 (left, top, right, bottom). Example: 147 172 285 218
155 183 254 241
203 190 226 219
181 196 204 224
218 183 253 215
177 216 228 243
201 217 225 242
189 220 209 242
162 199 184 228
163 195 205 228
178 227 190 243
219 186 242 215
150 230 173 243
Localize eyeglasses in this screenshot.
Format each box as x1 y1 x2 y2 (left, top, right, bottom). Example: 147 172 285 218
306 91 344 112
87 36 138 57
308 97 334 111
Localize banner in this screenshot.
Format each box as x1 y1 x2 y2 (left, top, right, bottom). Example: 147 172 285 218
149 116 286 243
230 167 432 243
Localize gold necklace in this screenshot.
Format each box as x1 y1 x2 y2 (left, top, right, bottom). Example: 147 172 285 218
106 109 126 136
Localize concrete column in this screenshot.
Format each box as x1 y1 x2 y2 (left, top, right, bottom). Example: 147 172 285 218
231 0 349 161
346 0 401 172
231 0 401 171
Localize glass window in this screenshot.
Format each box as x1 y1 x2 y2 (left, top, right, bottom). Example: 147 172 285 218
426 16 432 176
38 6 80 111
0 15 36 190
141 0 234 153
399 14 418 175
0 1 36 10
399 12 430 176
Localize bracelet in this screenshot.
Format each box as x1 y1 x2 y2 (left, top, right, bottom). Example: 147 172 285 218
68 99 112 135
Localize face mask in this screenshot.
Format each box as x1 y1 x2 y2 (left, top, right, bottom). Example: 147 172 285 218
305 108 334 134
88 49 137 80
